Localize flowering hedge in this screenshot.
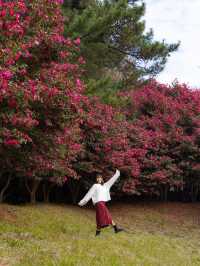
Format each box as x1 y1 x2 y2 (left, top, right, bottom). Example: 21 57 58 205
122 81 200 199
75 80 200 201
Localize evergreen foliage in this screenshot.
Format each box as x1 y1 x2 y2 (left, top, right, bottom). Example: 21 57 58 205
62 0 179 101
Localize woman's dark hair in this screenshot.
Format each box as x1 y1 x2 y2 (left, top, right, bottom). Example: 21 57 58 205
96 174 104 184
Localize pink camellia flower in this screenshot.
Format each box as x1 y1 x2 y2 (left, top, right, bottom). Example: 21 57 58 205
15 51 22 61
34 40 40 46
53 0 64 3
63 176 68 182
4 139 20 147
76 78 82 87
9 9 15 16
5 58 15 66
0 70 13 79
78 56 86 64
71 143 82 151
73 37 81 46
1 9 6 18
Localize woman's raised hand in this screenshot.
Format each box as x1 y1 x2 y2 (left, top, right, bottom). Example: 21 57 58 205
116 169 120 175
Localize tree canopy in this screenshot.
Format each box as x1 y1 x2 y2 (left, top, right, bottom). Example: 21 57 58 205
62 0 180 100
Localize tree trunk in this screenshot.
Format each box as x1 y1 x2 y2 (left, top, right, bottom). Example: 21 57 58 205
43 183 49 203
30 191 36 204
191 183 198 202
159 184 168 201
160 185 164 201
43 182 55 203
0 174 12 203
25 178 40 204
68 179 81 204
164 184 169 202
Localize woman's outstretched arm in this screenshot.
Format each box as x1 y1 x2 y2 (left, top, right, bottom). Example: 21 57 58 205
104 169 120 190
78 185 96 206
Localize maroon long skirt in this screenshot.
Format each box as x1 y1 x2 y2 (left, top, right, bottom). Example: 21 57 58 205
95 201 113 228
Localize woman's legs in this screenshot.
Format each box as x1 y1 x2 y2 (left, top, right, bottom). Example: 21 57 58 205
95 227 101 236
95 201 111 235
111 220 124 233
96 221 123 236
95 202 124 236
112 220 116 226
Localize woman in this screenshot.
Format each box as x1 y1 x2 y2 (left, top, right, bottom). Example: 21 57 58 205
78 169 123 236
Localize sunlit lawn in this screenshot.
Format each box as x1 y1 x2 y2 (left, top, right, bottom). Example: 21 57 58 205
0 202 200 265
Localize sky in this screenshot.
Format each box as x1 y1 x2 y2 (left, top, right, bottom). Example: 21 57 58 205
143 0 200 88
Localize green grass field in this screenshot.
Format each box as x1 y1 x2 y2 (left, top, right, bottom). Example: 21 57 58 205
0 202 200 266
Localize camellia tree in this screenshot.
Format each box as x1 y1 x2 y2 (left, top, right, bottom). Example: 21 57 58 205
75 95 145 199
0 0 86 203
122 81 200 201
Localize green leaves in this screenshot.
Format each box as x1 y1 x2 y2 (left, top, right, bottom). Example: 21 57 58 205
62 0 179 97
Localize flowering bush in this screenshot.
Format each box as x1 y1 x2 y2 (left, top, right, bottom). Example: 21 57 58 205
0 0 85 202
122 81 200 198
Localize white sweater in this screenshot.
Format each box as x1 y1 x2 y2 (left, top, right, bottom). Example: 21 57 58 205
78 170 120 206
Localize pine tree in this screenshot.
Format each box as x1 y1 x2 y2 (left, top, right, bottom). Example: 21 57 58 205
62 0 179 101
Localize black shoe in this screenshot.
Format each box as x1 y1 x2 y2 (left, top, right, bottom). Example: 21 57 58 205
113 225 124 233
95 230 101 236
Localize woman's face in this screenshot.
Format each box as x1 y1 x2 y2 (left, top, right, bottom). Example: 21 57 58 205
96 176 104 184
